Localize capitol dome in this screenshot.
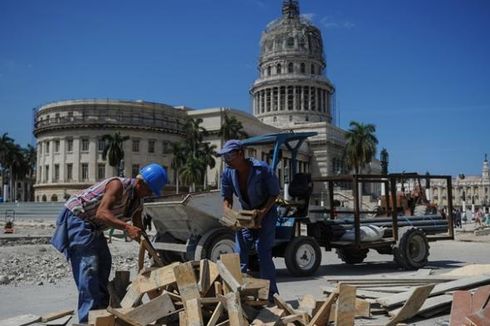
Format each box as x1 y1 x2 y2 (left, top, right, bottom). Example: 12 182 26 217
251 0 335 128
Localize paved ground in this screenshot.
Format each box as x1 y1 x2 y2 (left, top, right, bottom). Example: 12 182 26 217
1 220 489 325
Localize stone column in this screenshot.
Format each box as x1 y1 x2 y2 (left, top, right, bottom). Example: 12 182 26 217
277 86 282 111
300 86 305 111
73 137 80 182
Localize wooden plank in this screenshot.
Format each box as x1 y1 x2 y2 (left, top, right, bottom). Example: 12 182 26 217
220 253 243 294
120 262 179 308
326 276 454 283
89 310 115 326
442 264 490 277
0 314 41 326
207 301 224 326
186 298 204 326
450 291 473 326
107 307 143 326
377 275 490 308
217 260 242 293
199 259 210 295
335 283 356 326
179 311 187 326
174 262 201 301
199 260 220 296
323 285 390 299
215 281 223 296
385 284 434 326
124 293 176 324
391 294 453 318
308 292 337 326
223 292 247 326
45 315 72 326
471 284 490 312
273 293 297 316
466 302 490 325
354 298 371 318
251 306 285 325
41 309 74 322
298 294 316 318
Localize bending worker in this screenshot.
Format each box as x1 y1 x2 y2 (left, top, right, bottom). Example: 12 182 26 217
217 139 280 299
51 163 167 323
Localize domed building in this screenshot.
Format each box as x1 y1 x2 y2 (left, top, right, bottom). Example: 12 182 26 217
251 0 350 194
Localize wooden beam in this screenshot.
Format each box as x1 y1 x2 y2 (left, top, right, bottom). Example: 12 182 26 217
107 307 143 326
273 293 297 316
124 293 176 325
450 291 473 326
377 275 490 308
223 292 247 326
334 283 356 326
41 309 74 322
199 260 220 296
308 292 337 326
385 284 434 326
207 301 224 326
88 310 115 326
217 260 242 293
186 298 204 326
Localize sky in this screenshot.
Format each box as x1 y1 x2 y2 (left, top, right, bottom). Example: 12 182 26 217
1 0 489 176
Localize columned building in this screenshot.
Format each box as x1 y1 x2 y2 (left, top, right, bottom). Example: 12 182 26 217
251 0 350 196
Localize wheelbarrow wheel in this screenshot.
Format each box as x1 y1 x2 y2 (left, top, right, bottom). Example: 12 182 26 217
194 228 236 262
336 248 369 264
284 236 321 277
154 232 185 265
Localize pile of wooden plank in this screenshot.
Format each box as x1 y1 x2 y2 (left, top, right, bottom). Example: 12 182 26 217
220 209 258 229
323 265 490 325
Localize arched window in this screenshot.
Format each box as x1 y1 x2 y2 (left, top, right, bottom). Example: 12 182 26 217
276 64 282 74
267 66 271 76
51 194 58 202
300 63 305 73
42 195 47 202
288 63 294 73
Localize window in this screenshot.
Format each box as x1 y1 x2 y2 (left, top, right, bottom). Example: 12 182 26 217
132 139 140 152
45 142 50 154
66 164 73 181
67 139 73 152
97 164 105 180
81 138 89 152
300 63 305 73
54 164 59 181
81 163 89 181
54 140 60 153
55 113 60 122
162 141 170 154
287 37 294 47
276 63 282 74
267 66 271 76
289 115 293 122
132 164 140 178
288 62 294 73
148 140 155 154
38 143 42 155
311 64 315 74
45 166 49 182
98 139 105 152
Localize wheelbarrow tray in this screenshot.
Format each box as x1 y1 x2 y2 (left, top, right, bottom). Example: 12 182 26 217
144 190 224 242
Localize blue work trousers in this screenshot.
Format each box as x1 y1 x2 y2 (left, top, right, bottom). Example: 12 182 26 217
235 213 278 299
67 218 111 322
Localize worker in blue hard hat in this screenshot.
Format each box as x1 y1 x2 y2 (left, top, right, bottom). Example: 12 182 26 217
51 163 167 323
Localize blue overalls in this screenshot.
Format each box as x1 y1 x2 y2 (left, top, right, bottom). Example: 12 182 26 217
51 208 111 323
221 158 280 298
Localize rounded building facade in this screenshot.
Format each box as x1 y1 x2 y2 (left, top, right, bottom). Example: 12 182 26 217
251 0 335 128
33 99 186 201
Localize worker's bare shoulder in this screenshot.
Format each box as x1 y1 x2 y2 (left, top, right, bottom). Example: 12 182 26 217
104 178 124 197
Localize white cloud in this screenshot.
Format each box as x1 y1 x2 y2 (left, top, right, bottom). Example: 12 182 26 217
320 16 356 30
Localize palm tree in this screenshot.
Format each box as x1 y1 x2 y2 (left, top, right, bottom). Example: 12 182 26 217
183 118 207 157
180 156 205 193
21 144 37 201
380 148 389 175
344 121 378 174
0 133 14 199
10 145 29 201
171 142 188 194
102 132 129 176
219 112 248 141
199 142 217 189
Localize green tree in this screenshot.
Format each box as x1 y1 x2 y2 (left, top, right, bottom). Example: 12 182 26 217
219 112 248 140
102 132 129 176
198 142 217 189
179 156 205 193
380 148 389 175
344 121 378 174
171 142 188 194
0 133 14 197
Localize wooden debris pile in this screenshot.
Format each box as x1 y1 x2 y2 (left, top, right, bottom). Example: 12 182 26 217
323 265 490 325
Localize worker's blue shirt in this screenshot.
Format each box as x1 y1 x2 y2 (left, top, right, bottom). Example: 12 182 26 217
221 158 280 211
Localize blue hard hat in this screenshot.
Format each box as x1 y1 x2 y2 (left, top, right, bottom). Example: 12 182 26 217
139 163 167 196
217 139 243 157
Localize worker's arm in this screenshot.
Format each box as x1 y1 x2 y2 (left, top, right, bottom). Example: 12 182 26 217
95 179 141 240
131 207 144 230
223 197 233 210
256 195 278 221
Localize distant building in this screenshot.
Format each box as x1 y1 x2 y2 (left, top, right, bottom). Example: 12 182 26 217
33 1 385 202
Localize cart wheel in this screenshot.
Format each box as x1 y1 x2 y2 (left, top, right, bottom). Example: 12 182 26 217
194 228 235 262
393 227 430 270
284 236 321 277
335 248 369 264
154 232 185 265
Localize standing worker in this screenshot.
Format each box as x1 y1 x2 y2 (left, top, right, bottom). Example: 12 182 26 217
217 140 280 300
51 163 167 323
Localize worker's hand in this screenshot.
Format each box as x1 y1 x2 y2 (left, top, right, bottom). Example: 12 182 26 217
124 224 142 241
254 209 267 228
